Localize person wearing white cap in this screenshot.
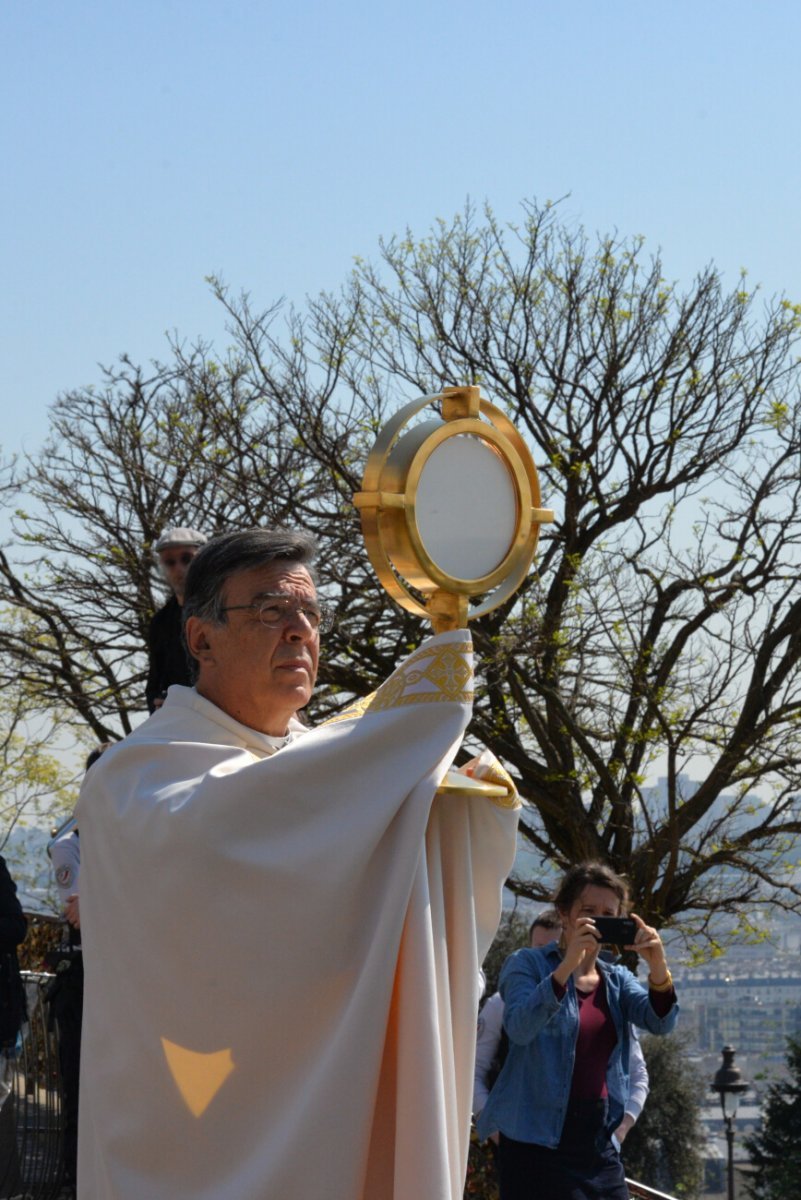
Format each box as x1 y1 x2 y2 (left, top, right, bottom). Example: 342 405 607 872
145 526 208 712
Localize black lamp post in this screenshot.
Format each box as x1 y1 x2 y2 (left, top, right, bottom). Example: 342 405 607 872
711 1045 749 1200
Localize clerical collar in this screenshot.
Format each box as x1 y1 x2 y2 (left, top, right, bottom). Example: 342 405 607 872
161 686 307 756
261 731 293 750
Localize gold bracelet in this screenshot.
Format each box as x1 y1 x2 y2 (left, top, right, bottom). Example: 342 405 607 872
648 969 673 992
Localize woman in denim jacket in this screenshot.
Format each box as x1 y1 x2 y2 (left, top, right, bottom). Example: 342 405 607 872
477 862 678 1200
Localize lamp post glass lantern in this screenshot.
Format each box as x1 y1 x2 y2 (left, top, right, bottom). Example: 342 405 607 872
711 1046 748 1200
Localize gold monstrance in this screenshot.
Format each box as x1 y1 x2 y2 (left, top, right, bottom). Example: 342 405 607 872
354 385 554 798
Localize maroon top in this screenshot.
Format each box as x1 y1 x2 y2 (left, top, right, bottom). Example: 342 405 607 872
570 979 616 1099
550 972 676 1100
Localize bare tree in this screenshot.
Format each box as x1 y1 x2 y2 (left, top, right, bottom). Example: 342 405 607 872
0 332 389 740
0 674 76 909
306 200 801 946
3 200 801 948
0 687 73 850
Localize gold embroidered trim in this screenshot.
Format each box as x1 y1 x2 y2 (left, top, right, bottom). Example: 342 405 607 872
371 689 474 711
370 642 473 712
487 788 521 810
324 692 376 726
323 640 473 724
404 640 474 667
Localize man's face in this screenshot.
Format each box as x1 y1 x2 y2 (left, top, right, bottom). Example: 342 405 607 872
530 923 556 949
185 561 320 736
159 546 199 597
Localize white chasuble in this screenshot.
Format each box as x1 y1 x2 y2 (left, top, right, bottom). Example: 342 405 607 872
76 630 520 1200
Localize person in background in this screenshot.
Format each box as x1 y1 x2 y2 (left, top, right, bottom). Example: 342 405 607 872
145 526 207 712
0 854 27 1199
0 855 27 1049
477 862 677 1200
474 908 650 1147
474 910 562 1121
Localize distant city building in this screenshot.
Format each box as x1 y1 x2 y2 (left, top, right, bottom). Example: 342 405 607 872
676 967 801 1060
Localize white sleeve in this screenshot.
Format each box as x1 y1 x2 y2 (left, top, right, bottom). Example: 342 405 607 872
473 992 505 1118
625 1026 650 1120
50 835 81 907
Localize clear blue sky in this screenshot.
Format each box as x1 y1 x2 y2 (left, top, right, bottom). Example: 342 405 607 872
3 0 800 458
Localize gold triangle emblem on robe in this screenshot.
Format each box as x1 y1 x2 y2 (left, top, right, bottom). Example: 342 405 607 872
161 1037 235 1118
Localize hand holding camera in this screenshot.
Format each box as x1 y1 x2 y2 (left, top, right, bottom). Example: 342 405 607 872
590 913 671 985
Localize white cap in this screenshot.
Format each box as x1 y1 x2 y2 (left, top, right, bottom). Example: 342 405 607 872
154 527 208 552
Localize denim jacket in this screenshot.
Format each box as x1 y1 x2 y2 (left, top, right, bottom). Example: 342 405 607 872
476 942 679 1146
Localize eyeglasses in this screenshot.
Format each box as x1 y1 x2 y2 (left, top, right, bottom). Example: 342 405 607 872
220 594 334 633
160 552 195 568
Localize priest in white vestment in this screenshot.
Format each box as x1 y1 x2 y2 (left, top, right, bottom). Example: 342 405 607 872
76 529 519 1200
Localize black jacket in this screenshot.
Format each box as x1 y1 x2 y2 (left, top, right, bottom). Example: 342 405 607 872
145 595 194 713
0 855 27 1045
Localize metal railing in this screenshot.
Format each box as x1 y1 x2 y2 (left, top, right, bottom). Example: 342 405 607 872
626 1180 680 1200
0 972 66 1200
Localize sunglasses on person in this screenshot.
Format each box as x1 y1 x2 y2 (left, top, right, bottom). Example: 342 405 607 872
160 552 196 568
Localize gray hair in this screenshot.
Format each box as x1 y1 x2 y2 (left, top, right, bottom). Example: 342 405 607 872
182 528 318 630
